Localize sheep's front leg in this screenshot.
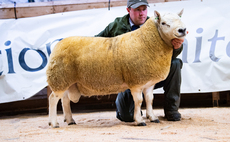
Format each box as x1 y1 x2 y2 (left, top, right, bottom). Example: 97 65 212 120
143 86 159 123
130 88 146 126
61 92 76 125
49 91 62 128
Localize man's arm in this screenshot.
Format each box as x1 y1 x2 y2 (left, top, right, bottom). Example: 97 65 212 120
96 15 131 37
95 24 112 37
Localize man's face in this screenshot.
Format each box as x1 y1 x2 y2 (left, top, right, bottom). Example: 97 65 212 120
127 5 148 26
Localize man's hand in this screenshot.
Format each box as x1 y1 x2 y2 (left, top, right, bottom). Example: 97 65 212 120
171 38 184 49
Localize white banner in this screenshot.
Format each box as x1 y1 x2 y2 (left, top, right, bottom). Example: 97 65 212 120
0 0 230 103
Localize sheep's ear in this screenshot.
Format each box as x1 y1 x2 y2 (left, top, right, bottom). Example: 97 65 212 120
178 9 184 17
154 10 161 23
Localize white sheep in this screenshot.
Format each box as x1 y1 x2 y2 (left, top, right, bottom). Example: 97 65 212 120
46 9 187 128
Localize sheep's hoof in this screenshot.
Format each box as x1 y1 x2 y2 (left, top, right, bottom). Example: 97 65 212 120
48 122 59 128
137 122 147 126
151 119 160 123
68 122 76 125
64 119 76 125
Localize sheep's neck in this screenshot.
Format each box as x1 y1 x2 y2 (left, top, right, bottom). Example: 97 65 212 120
156 27 173 47
136 18 173 55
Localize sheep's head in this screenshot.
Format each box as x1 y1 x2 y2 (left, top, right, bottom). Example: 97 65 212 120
154 9 187 47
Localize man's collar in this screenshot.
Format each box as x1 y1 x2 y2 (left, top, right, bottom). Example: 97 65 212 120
129 17 144 27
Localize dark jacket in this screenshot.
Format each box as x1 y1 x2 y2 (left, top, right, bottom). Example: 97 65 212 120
96 14 183 59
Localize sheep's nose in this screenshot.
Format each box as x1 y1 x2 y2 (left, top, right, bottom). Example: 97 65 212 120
178 28 186 34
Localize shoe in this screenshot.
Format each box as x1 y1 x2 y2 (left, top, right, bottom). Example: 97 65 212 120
165 111 181 121
116 110 134 122
116 111 123 121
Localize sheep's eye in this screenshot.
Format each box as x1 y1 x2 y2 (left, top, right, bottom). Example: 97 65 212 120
162 22 170 27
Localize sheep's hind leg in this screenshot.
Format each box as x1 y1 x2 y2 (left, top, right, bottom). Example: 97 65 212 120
61 92 76 125
62 84 81 125
130 88 146 126
143 86 159 123
49 91 63 128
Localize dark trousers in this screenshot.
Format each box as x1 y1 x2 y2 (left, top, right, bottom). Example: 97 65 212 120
115 58 183 122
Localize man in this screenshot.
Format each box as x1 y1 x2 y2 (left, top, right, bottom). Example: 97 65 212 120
96 0 184 122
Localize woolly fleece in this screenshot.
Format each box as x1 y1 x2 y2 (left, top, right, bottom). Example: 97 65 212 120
46 17 173 96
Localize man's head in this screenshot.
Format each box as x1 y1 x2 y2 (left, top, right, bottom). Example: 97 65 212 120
127 0 149 26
